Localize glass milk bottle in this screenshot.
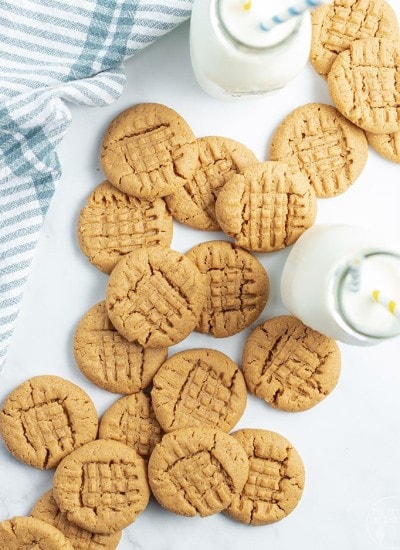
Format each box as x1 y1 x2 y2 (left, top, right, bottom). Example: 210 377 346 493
190 0 312 99
280 224 400 346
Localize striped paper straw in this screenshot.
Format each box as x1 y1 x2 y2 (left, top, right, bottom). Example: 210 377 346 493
260 0 328 31
372 290 400 321
348 256 363 293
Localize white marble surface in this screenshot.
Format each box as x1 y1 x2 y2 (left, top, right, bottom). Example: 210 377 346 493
1 15 400 550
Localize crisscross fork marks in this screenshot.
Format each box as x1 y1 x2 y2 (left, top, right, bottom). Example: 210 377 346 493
99 332 142 387
80 462 140 509
20 400 74 462
169 359 236 430
168 451 233 515
121 125 176 175
117 409 162 458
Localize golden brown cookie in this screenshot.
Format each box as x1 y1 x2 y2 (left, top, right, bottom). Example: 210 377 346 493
0 376 98 469
151 349 246 433
31 491 122 550
148 427 249 517
214 162 317 252
185 241 269 337
328 37 400 134
106 246 207 348
78 181 173 273
73 302 167 394
270 103 368 198
99 392 163 459
53 439 149 535
0 516 74 550
100 103 198 200
225 429 305 525
242 316 341 412
165 136 258 231
310 0 400 77
367 129 400 162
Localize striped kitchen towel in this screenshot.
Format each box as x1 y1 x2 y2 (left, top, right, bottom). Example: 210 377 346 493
0 0 193 373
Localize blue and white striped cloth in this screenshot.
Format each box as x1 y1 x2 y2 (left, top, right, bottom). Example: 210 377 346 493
0 0 193 373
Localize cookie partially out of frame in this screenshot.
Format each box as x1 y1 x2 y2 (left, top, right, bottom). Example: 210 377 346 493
328 37 400 134
0 516 74 550
100 103 198 200
215 161 317 252
74 301 167 394
165 136 258 231
366 129 400 162
225 429 305 525
0 375 98 469
186 240 269 337
242 316 341 412
270 103 368 198
106 246 207 348
310 0 400 77
53 440 150 535
151 348 247 433
148 427 249 517
31 491 122 550
78 180 173 273
99 392 163 459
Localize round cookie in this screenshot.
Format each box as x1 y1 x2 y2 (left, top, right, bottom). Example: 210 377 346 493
225 429 305 525
165 136 258 231
215 161 317 252
0 516 74 550
74 302 167 394
367 130 400 162
185 240 269 337
148 427 249 517
100 103 198 200
151 349 247 433
310 0 400 77
31 491 122 550
242 316 341 412
0 376 98 469
106 246 207 348
78 180 173 273
53 439 149 534
270 103 368 198
328 37 400 134
99 392 163 459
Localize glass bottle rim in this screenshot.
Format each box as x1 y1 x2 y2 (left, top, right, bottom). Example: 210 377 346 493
335 251 400 340
213 0 303 52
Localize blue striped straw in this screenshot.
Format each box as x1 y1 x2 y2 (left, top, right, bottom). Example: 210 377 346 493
260 0 327 31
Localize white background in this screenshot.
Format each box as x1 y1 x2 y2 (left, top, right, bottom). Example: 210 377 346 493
1 13 400 550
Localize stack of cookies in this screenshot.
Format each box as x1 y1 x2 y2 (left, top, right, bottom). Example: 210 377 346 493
269 0 400 191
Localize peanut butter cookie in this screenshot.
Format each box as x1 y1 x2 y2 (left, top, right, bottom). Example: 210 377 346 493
0 516 74 550
151 349 246 433
215 162 317 252
53 440 149 534
99 392 163 459
242 316 341 412
100 103 198 200
367 129 400 162
225 429 305 525
328 37 400 134
165 136 258 231
0 376 98 469
148 427 249 517
74 302 167 394
310 0 399 77
78 181 173 273
186 241 269 337
106 246 207 348
270 103 368 197
31 491 122 550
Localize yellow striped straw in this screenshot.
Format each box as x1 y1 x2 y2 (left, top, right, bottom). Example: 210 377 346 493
243 1 252 10
372 290 400 321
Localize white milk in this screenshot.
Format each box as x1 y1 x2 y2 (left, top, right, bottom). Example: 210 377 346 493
190 0 312 99
280 224 400 345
